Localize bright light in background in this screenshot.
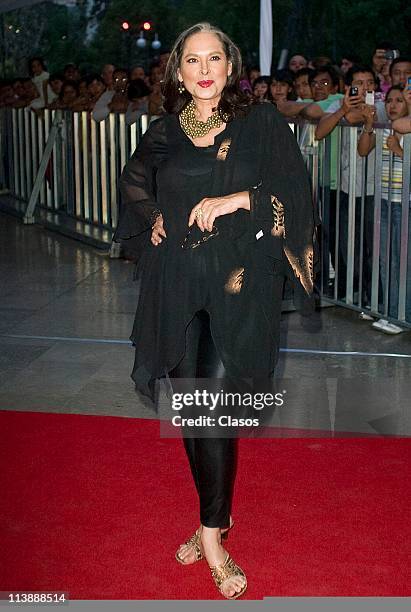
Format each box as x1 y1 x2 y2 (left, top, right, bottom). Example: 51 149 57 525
143 21 151 31
122 21 130 31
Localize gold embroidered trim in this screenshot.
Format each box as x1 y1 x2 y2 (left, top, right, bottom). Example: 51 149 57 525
216 138 232 161
270 195 285 238
224 267 244 294
283 245 314 295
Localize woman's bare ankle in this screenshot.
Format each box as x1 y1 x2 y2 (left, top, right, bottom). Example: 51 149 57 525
201 525 220 535
200 525 226 559
201 526 221 541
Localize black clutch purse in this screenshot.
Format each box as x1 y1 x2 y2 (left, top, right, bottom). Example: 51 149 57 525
181 223 219 250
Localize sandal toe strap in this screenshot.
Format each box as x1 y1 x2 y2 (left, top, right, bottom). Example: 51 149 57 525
210 554 246 589
181 529 203 561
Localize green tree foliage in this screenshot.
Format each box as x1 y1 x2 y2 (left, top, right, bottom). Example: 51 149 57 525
1 1 87 77
285 0 411 61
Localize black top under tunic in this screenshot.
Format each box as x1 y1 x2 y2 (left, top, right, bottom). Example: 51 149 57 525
115 103 317 402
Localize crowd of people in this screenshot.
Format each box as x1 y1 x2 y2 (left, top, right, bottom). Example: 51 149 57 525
1 42 411 333
0 43 410 126
0 55 168 125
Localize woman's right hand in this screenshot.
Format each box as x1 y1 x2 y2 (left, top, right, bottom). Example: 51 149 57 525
151 214 167 246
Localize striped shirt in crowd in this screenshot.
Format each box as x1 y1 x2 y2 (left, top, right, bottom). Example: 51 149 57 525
381 128 408 203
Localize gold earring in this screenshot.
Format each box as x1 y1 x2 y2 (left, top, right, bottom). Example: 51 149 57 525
178 81 185 94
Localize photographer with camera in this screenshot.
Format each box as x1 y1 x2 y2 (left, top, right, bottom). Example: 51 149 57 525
371 43 397 89
372 45 388 78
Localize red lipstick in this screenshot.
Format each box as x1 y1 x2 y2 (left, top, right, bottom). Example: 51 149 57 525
197 80 214 88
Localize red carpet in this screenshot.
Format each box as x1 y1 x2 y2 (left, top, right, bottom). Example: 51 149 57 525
1 410 410 599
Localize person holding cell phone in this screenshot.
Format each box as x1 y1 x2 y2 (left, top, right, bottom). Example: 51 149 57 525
315 65 386 306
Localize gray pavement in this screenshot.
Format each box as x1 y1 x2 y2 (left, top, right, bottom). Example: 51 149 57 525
1 212 410 434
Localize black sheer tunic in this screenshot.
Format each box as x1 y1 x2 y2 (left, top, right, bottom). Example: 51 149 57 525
115 103 316 402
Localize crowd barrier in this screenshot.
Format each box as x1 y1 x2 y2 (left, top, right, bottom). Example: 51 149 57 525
0 107 410 327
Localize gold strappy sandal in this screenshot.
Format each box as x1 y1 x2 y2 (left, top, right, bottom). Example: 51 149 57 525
209 552 247 599
175 519 234 565
175 528 204 564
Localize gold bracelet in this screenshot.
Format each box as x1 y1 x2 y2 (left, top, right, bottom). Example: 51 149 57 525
361 126 375 134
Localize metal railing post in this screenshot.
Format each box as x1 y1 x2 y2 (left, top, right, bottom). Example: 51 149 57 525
23 111 63 224
346 127 358 305
398 134 411 322
371 129 383 313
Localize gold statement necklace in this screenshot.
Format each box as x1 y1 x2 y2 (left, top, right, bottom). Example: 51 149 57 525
179 99 229 139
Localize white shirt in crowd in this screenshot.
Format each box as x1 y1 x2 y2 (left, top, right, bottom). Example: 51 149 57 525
30 71 58 109
125 99 149 126
92 91 148 125
91 90 115 122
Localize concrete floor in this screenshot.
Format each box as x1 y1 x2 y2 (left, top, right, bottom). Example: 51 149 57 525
1 212 410 435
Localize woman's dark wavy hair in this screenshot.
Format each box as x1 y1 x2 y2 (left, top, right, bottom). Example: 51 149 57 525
162 22 253 120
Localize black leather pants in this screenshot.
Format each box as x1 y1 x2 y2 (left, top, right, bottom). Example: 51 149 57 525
169 310 238 529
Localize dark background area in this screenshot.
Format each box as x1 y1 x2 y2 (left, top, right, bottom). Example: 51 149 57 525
1 0 410 77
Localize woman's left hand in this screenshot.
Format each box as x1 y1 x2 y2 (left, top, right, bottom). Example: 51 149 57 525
189 191 250 232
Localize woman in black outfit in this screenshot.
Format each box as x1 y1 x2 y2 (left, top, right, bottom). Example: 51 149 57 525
116 23 315 599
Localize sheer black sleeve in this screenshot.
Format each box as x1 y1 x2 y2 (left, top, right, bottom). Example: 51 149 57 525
248 104 318 312
113 117 167 249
